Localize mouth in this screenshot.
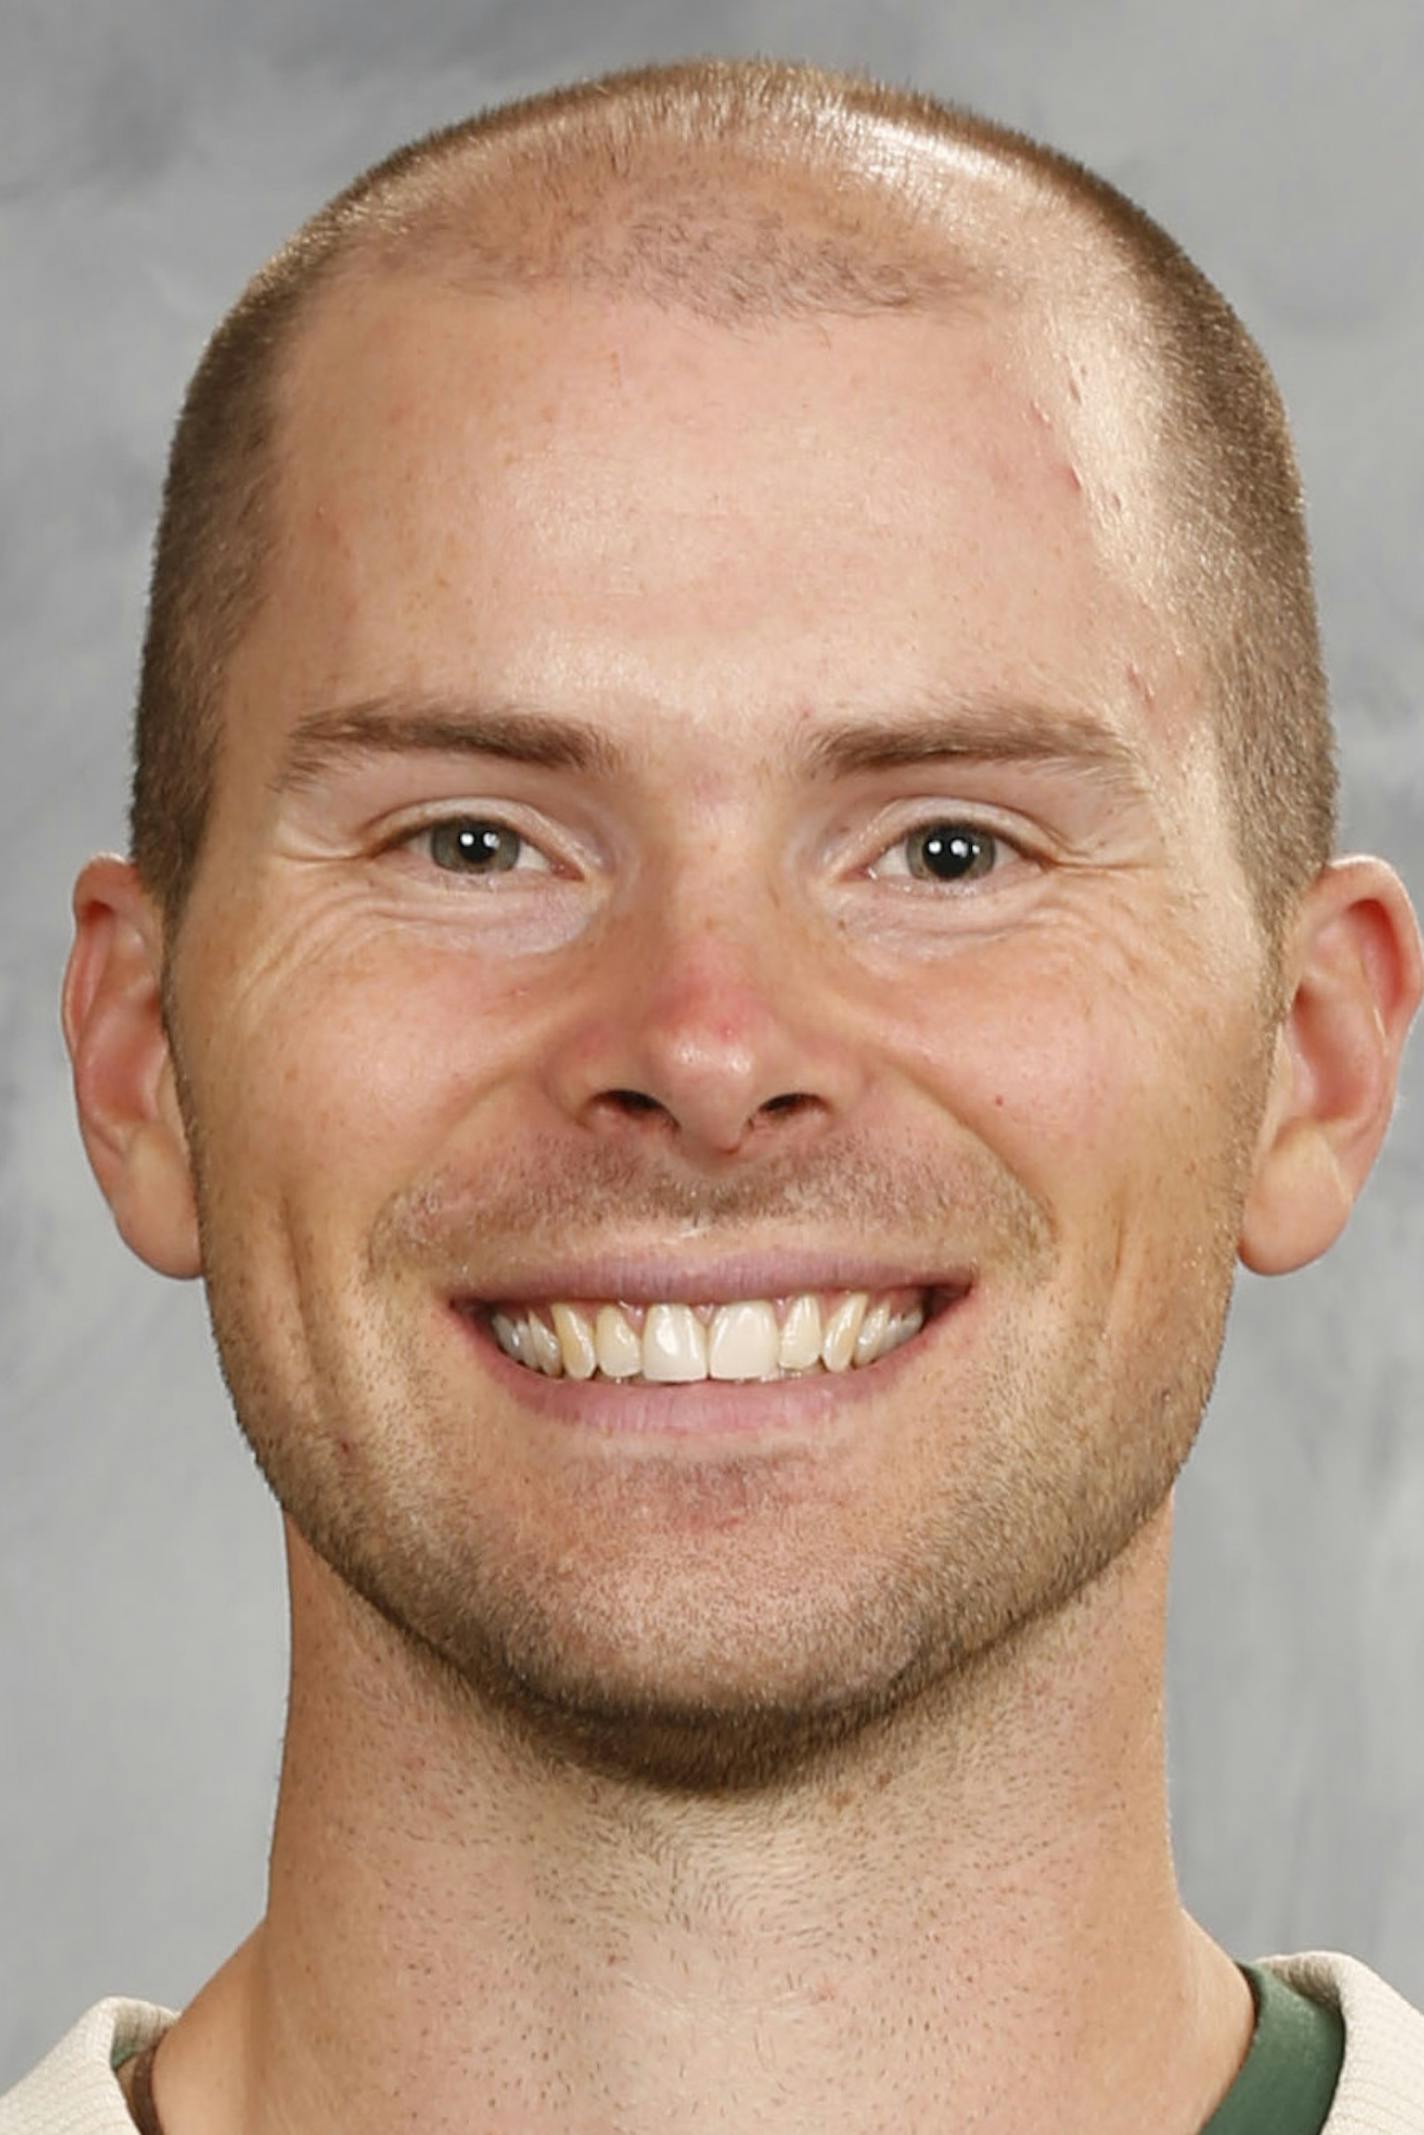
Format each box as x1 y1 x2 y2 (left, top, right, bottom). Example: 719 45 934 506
452 1281 969 1390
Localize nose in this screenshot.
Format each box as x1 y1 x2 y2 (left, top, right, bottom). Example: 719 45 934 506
541 904 866 1164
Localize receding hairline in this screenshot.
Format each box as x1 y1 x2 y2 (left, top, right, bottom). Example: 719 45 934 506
133 56 1335 1003
256 75 1193 611
261 99 1175 626
271 85 1124 340
254 113 1200 814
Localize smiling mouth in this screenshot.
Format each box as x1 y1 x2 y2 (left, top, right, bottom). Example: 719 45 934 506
455 1284 966 1386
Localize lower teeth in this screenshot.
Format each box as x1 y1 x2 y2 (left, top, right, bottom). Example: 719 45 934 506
526 1361 835 1385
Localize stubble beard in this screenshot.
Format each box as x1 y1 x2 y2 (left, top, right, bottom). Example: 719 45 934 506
186 1129 1253 1801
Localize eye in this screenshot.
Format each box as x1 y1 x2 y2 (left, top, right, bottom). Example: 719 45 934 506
395 815 554 877
867 819 1012 886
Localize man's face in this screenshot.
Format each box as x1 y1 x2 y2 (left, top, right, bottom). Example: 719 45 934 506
163 266 1273 1789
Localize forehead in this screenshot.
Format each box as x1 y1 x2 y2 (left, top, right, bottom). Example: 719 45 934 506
239 267 1197 784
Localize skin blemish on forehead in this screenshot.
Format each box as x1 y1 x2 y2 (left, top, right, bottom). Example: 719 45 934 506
1022 396 1084 502
1125 661 1155 709
683 763 737 811
305 500 347 558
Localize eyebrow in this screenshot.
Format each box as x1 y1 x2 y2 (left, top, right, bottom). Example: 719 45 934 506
273 696 624 792
270 689 1152 804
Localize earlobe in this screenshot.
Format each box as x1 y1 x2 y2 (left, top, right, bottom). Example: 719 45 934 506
60 854 202 1280
1239 857 1424 1277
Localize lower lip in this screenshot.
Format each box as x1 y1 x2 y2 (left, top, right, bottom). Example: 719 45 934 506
447 1292 971 1440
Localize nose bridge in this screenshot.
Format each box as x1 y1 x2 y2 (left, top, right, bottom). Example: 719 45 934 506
543 835 863 1158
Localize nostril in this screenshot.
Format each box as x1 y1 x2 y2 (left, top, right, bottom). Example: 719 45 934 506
591 1088 818 1141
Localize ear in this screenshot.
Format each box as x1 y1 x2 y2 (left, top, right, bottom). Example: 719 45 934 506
1240 856 1424 1275
60 854 202 1279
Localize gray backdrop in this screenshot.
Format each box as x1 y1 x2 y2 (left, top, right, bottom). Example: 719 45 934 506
4 0 1422 2083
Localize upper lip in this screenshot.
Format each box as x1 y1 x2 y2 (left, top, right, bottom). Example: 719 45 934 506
453 1250 975 1308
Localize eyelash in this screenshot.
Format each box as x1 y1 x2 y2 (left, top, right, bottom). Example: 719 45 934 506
385 811 1032 889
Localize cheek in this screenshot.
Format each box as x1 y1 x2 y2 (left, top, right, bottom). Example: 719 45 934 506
184 910 545 1201
887 914 1245 1227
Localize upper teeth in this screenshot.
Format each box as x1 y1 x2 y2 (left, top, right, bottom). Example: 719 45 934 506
486 1289 926 1383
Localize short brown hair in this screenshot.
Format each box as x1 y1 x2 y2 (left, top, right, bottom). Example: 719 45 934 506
130 56 1336 992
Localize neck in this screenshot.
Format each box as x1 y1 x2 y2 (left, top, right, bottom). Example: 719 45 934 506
145 1507 1255 2134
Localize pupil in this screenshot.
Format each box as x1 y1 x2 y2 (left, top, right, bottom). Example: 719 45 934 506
913 825 992 881
433 820 518 871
